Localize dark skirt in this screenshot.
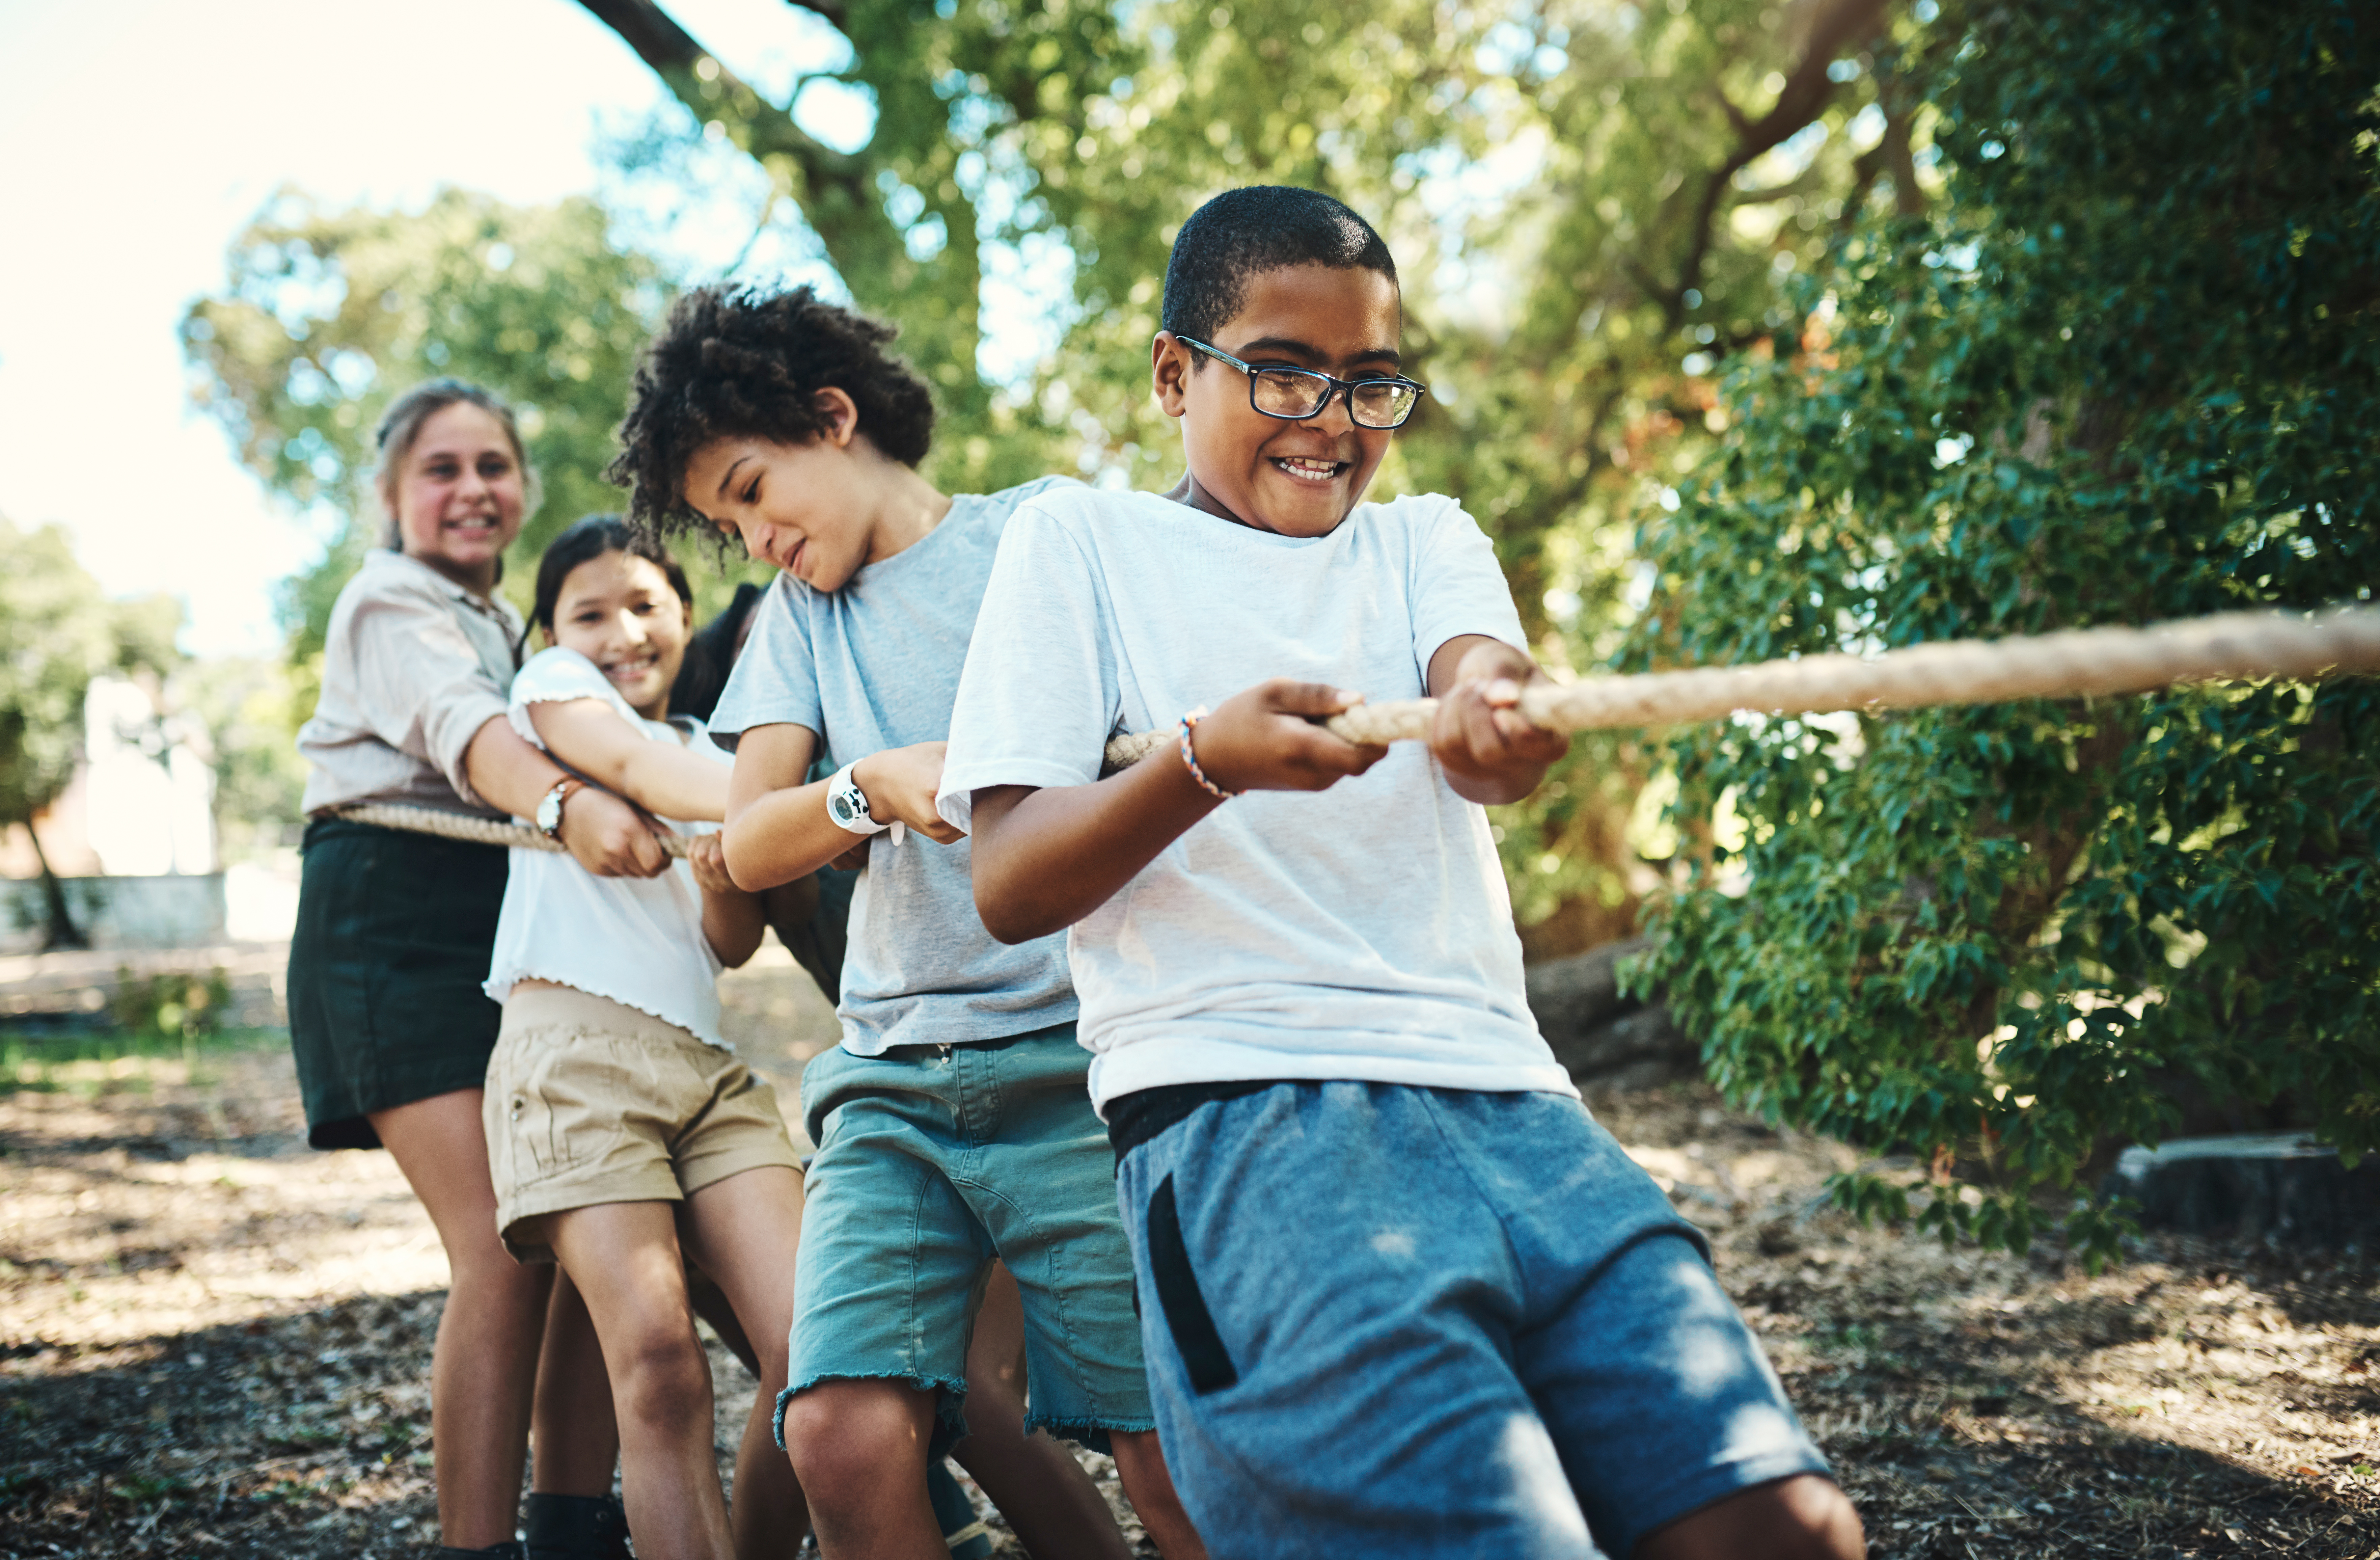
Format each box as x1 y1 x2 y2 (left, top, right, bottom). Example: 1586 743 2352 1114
288 815 509 1150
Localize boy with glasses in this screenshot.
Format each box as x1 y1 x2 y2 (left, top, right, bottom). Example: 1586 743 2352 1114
936 186 1864 1559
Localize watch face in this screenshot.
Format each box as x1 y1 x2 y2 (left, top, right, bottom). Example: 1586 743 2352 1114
831 791 861 824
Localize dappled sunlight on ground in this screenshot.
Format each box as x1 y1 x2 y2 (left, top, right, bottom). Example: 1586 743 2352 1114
1 954 2372 1555
1593 1083 2380 1558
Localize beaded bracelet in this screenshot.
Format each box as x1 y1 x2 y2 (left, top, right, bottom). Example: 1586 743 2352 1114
1177 706 1238 800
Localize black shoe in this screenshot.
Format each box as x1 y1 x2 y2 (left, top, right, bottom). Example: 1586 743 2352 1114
525 1492 632 1560
436 1544 527 1560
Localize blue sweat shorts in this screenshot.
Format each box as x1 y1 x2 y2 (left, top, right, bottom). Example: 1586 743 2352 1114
1112 1080 1831 1559
778 1026 1155 1453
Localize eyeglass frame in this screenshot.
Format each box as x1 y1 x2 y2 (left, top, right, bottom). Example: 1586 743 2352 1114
1171 336 1428 429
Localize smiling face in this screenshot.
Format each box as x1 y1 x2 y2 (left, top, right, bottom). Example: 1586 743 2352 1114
544 549 693 721
1153 263 1404 538
680 388 890 593
387 401 527 588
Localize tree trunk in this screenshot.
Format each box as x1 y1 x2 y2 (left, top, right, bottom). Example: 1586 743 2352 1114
24 824 87 952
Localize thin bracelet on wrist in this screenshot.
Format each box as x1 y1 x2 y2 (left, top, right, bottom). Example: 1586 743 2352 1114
1178 707 1238 800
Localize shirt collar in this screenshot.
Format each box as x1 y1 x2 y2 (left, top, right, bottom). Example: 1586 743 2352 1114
369 549 526 657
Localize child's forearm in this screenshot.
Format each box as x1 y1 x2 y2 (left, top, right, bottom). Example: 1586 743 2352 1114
529 701 730 821
969 756 1221 944
612 743 733 822
702 883 766 968
721 779 858 892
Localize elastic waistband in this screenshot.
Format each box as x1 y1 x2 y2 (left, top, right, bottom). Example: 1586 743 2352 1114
500 983 699 1049
1105 1079 1296 1164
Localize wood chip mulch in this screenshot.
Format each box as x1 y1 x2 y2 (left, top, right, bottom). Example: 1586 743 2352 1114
3 1009 2373 1558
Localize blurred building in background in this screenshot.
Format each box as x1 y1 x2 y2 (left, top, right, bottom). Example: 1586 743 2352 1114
0 675 273 952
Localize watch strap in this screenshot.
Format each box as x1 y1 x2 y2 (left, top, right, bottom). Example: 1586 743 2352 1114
826 761 893 838
537 778 584 841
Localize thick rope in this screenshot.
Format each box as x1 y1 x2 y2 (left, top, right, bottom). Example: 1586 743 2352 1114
329 802 694 858
333 607 2378 848
1099 605 2380 770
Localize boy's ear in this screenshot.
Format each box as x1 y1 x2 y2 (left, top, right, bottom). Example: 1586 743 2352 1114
1151 332 1195 420
814 387 860 448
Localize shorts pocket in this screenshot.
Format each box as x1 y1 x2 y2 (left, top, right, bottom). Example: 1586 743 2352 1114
501 1036 593 1183
1146 1174 1237 1395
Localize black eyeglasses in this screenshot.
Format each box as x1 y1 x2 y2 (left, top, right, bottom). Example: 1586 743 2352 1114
1174 337 1426 429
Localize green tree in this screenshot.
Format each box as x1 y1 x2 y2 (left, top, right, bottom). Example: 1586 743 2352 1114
1631 0 2379 1264
183 187 725 656
179 656 311 864
0 519 184 948
586 0 1917 953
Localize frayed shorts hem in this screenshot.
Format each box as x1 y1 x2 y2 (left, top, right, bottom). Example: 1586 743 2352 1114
1026 1415 1155 1457
774 1370 972 1452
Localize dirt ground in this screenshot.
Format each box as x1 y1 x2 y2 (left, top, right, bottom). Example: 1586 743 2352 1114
2 948 2374 1558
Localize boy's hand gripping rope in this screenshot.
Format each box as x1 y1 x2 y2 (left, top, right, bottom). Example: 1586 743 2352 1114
333 607 2379 851
1098 606 2380 771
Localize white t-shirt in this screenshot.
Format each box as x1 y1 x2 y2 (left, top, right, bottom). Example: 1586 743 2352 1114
936 486 1577 1113
484 647 735 1048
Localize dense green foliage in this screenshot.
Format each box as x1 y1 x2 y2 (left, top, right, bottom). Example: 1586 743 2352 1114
182 189 752 649
192 0 1913 949
1631 0 2379 1262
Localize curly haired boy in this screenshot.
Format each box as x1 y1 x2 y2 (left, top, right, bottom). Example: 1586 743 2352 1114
610 286 1204 1560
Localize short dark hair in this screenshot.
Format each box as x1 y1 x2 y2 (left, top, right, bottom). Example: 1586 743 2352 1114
607 285 937 536
1161 186 1399 348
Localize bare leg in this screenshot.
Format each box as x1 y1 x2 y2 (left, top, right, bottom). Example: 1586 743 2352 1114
1110 1431 1207 1560
779 1378 944 1560
951 1264 1130 1560
532 1270 622 1496
547 1201 734 1560
370 1088 554 1551
687 1264 761 1377
1636 1475 1864 1560
676 1166 811 1560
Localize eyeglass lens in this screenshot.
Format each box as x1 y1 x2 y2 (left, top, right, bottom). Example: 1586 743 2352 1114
1249 368 1418 428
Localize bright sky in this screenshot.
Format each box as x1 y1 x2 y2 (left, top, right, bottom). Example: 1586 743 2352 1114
0 0 856 656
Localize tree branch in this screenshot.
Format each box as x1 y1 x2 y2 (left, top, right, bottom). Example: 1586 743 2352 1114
782 0 850 29
1656 0 1899 325
575 0 871 217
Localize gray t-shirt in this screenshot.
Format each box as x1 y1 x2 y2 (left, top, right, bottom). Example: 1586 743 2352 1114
937 486 1575 1114
708 478 1078 1054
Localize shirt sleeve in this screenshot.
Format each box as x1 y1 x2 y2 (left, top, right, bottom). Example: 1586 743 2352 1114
1408 496 1530 674
705 576 822 754
936 506 1120 832
508 648 634 750
342 580 514 808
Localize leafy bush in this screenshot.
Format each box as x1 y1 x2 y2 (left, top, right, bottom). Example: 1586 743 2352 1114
1629 0 2379 1266
112 968 233 1049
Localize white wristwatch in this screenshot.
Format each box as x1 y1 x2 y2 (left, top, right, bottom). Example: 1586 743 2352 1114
826 761 904 846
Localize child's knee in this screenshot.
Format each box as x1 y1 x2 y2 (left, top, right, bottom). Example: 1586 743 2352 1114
605 1321 712 1419
780 1380 934 1503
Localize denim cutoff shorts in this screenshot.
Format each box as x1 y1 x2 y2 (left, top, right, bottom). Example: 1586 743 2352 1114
1114 1080 1832 1559
777 1025 1154 1454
